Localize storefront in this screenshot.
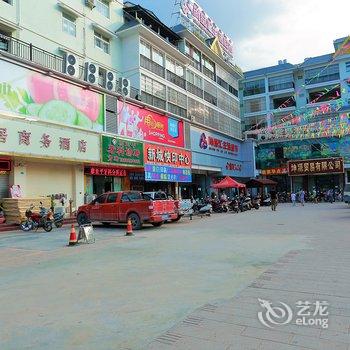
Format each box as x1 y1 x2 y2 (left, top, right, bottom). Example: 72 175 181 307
0 113 101 210
190 126 255 198
85 135 144 197
288 157 345 193
0 158 11 198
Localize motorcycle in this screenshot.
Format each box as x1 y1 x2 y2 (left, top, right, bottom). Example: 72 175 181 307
193 198 212 216
239 195 252 212
211 199 226 213
53 211 64 228
20 202 53 232
228 197 240 213
252 196 261 210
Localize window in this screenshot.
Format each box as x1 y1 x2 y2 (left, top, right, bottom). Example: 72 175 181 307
141 74 166 110
243 97 266 113
305 64 339 85
185 41 201 70
268 74 294 92
62 13 76 37
127 192 142 201
308 84 341 104
271 95 295 109
94 31 109 54
346 62 350 72
166 57 184 77
243 79 265 96
152 47 164 67
94 194 108 204
202 55 215 80
95 0 109 18
168 87 187 108
0 30 10 51
107 193 117 203
140 40 151 59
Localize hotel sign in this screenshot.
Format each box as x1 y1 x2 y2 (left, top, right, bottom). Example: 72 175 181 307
288 157 344 176
180 0 234 58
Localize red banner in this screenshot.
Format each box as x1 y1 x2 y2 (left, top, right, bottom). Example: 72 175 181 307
117 102 184 147
85 166 127 177
144 143 192 168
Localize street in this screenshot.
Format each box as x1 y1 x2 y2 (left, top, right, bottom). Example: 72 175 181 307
1 203 349 349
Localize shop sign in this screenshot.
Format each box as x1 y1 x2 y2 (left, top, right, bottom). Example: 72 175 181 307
288 157 344 176
144 143 192 182
85 166 127 177
117 102 184 147
0 159 11 171
101 135 144 167
179 0 234 58
129 172 145 181
226 162 242 172
0 115 100 162
0 59 104 131
261 167 288 176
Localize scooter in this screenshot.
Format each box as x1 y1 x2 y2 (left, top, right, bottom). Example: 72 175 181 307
20 202 53 232
229 197 240 213
53 211 64 228
252 196 261 210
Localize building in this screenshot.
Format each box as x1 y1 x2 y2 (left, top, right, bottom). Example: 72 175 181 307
0 0 256 218
117 1 255 198
241 37 350 193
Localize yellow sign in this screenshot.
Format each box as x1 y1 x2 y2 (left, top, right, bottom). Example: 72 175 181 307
210 37 224 59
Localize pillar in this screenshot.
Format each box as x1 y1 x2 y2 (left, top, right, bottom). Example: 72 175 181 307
73 164 84 209
9 158 27 197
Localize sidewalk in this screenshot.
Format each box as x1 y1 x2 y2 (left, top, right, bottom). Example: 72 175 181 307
148 207 350 350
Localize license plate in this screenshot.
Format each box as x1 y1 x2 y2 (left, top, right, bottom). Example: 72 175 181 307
162 214 169 220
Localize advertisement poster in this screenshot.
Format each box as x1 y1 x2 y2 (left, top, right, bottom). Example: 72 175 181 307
0 59 104 131
117 101 184 147
101 135 144 167
144 143 192 182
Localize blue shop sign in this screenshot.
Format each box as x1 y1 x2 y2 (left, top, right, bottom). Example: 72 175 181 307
145 164 192 182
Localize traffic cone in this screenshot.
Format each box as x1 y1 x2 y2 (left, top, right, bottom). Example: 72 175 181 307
125 218 133 236
68 224 78 246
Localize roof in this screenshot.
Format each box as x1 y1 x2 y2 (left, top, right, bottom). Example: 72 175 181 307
299 53 333 68
211 176 246 189
244 62 294 79
245 178 277 187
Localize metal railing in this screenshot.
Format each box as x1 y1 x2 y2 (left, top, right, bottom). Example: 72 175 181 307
166 69 186 90
140 54 165 78
187 82 203 98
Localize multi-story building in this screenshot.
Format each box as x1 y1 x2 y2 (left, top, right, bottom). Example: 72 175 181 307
241 37 350 193
0 0 255 219
118 1 255 198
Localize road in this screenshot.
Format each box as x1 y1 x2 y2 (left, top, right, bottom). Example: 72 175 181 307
0 203 346 349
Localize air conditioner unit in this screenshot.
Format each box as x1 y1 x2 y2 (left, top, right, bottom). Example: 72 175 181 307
119 77 130 97
85 0 96 9
84 62 99 85
105 70 116 92
63 52 79 78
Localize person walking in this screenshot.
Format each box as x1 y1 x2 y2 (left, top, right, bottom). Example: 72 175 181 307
270 188 278 211
300 189 305 206
291 192 296 206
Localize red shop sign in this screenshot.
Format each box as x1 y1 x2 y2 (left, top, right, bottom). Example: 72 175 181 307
85 167 127 177
144 143 192 168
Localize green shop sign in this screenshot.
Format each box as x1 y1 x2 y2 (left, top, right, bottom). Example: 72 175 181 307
101 135 144 167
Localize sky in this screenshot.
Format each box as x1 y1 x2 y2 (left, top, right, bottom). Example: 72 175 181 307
133 0 350 71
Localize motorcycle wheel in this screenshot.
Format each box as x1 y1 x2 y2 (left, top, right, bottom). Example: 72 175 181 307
20 220 33 231
55 221 63 228
44 221 53 232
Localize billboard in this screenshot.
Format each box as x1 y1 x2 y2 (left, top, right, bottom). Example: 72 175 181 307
117 101 184 147
144 143 192 182
0 59 104 131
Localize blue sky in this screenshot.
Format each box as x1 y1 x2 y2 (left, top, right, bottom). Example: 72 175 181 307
133 0 349 71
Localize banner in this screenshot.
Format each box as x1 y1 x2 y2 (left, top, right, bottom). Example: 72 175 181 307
288 157 344 176
117 102 184 147
144 143 192 182
101 135 144 167
0 59 104 131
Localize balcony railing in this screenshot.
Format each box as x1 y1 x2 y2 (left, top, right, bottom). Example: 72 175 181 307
140 91 166 111
203 66 216 81
166 69 186 90
140 54 165 78
268 82 294 92
187 82 203 98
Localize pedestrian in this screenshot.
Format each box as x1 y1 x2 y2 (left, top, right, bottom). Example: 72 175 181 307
291 192 296 206
270 188 278 211
300 189 305 206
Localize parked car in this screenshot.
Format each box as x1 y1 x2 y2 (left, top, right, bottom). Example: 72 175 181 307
76 191 177 230
143 191 182 222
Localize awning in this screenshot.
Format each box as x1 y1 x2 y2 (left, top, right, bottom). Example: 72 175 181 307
245 178 277 188
211 176 246 189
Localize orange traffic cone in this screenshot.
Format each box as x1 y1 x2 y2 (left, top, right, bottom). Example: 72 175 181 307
125 218 133 236
68 224 78 246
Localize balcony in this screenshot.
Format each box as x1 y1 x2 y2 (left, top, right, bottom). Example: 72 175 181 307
268 82 294 92
187 82 203 98
203 66 216 81
140 54 165 78
204 91 217 106
166 69 186 90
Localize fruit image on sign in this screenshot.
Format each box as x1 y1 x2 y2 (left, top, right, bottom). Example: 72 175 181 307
0 60 104 131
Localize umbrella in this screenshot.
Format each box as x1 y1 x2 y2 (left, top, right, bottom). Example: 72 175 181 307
211 176 246 189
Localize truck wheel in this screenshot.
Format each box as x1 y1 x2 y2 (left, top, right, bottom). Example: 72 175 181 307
152 221 163 227
128 213 142 230
77 212 89 225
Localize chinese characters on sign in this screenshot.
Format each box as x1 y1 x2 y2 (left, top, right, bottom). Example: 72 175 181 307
226 162 242 172
261 167 288 176
144 143 192 182
101 135 144 167
85 167 127 177
288 157 344 176
199 132 239 155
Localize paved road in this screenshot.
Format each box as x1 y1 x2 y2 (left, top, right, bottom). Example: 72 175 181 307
148 203 350 350
0 203 346 349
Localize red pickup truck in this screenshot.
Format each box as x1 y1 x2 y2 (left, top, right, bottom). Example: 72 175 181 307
76 191 177 230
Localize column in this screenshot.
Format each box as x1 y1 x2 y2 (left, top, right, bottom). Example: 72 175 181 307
9 159 27 197
72 164 84 209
